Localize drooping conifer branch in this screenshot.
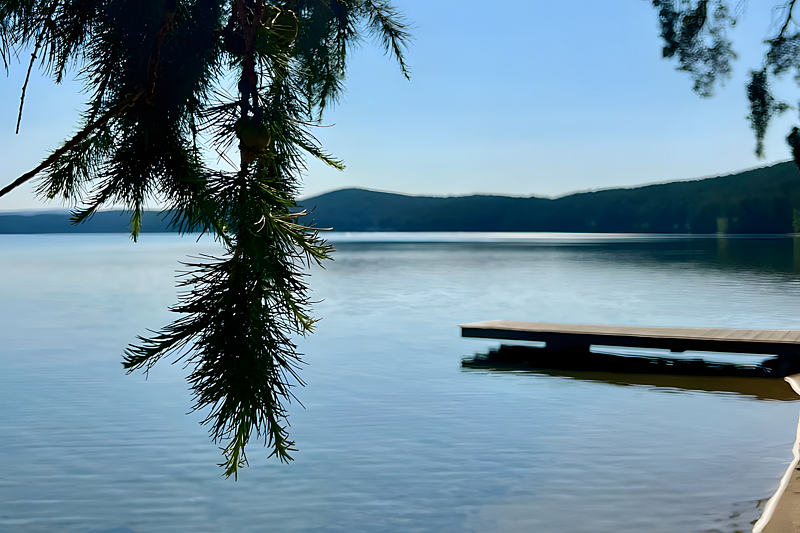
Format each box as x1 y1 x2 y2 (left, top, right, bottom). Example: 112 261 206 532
0 89 144 199
15 0 61 134
1 0 182 199
16 36 41 135
144 0 178 99
1 0 411 478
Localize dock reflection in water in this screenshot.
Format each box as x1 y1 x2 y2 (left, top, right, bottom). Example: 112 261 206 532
463 344 800 402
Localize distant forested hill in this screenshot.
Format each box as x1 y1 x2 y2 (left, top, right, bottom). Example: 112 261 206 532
0 210 174 234
298 162 800 234
3 161 800 234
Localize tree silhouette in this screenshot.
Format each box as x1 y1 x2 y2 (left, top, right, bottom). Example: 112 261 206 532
0 0 410 478
651 0 800 166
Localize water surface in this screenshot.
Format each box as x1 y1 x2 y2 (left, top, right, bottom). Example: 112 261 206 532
2 233 800 532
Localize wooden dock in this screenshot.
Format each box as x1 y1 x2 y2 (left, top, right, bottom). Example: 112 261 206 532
459 320 800 356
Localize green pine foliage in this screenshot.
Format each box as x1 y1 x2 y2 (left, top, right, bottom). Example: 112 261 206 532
0 0 410 477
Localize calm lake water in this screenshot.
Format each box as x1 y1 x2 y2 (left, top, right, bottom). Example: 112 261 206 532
3 233 800 533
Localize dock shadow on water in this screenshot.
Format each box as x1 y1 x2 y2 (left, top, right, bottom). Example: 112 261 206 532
461 341 800 531
463 344 800 402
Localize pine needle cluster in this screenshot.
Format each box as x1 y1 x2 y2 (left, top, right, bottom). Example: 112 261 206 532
0 0 410 477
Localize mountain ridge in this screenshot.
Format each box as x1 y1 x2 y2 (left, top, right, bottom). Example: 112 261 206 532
297 161 800 234
3 161 800 234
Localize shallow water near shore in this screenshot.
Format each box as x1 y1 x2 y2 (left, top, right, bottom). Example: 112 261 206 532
3 233 800 532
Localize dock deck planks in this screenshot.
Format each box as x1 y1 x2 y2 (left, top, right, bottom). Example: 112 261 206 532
459 320 800 356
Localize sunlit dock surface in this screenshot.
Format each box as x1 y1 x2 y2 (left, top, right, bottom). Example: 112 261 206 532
460 320 800 357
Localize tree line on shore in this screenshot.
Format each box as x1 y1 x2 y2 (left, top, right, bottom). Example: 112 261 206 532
4 161 800 234
299 161 800 234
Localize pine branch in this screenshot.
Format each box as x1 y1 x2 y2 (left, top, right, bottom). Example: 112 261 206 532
145 0 178 99
16 36 41 134
1 0 411 479
779 0 799 38
362 0 412 79
0 90 145 199
2 0 179 200
15 0 62 134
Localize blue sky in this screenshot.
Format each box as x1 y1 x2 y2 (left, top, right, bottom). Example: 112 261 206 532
1 0 798 211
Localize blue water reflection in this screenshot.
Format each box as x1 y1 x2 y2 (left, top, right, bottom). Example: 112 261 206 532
2 233 800 532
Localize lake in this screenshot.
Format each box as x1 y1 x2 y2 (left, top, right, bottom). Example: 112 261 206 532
3 233 800 533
